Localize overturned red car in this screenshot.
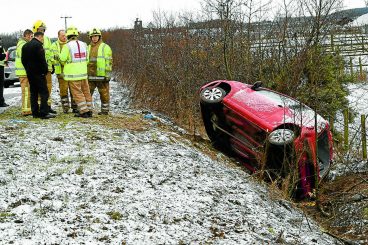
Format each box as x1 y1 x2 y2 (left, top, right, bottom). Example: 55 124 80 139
200 80 333 198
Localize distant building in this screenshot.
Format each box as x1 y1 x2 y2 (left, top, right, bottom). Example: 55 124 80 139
134 18 143 30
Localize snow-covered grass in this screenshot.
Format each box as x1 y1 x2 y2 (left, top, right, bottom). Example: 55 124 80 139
0 80 340 244
0 115 338 244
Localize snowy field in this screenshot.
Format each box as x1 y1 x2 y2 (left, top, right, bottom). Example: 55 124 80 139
0 80 341 244
321 80 368 180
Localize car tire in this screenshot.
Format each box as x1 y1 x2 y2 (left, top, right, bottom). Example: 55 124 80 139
200 105 229 147
200 87 226 104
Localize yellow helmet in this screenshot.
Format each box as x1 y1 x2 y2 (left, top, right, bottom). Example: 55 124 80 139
89 28 101 38
66 26 79 37
33 20 46 33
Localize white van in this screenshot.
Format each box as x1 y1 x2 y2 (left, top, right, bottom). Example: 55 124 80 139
4 46 19 88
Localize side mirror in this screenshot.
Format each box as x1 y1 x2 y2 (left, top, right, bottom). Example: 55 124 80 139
251 81 263 90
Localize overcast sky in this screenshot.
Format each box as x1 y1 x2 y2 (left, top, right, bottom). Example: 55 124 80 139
1 0 366 38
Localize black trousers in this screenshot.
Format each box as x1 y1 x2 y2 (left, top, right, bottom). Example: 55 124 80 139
0 66 4 105
28 74 49 116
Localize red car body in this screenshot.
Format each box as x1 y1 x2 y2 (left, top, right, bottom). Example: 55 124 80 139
200 80 333 198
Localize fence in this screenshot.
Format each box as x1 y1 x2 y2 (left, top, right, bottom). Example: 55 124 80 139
251 31 368 75
326 32 368 76
337 109 368 160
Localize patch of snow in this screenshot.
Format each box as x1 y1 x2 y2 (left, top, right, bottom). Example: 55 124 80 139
332 82 368 177
351 13 368 27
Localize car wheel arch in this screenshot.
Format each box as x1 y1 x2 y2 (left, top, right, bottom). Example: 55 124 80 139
217 82 231 94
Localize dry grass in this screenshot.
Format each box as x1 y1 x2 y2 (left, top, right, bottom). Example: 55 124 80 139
0 106 149 132
302 173 368 242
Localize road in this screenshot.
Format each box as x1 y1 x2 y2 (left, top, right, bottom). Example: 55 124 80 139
4 83 21 100
0 84 21 113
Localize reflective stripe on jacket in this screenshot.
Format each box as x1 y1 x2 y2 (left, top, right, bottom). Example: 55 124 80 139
60 40 88 81
88 42 112 77
15 38 27 76
51 40 66 75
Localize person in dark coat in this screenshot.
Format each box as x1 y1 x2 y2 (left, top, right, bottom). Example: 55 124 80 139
0 37 8 107
21 32 55 119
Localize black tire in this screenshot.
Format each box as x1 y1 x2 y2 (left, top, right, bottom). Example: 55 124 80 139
201 104 230 151
201 105 220 142
200 87 226 104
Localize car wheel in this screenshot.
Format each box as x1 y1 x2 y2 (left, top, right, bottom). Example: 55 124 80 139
201 109 221 141
201 104 230 145
268 128 295 146
200 87 226 104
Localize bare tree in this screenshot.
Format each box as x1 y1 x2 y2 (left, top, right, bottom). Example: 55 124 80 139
202 0 243 79
297 0 343 46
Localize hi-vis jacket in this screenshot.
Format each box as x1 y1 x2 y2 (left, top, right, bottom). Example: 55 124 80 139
15 38 27 77
59 39 88 81
88 42 112 78
51 39 66 75
43 35 53 72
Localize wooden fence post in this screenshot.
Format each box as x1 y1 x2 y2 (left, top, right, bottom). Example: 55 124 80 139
350 57 353 76
362 115 367 160
359 57 363 78
362 36 365 51
344 109 349 151
331 34 334 52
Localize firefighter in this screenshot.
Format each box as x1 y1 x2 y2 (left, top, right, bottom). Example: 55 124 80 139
0 38 8 107
87 28 112 115
58 26 92 118
32 20 56 114
51 29 77 113
15 29 33 116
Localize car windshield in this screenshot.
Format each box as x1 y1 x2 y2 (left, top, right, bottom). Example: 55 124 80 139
8 50 16 61
256 89 309 112
255 89 321 127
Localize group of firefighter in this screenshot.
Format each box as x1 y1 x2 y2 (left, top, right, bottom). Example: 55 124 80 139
15 20 113 119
